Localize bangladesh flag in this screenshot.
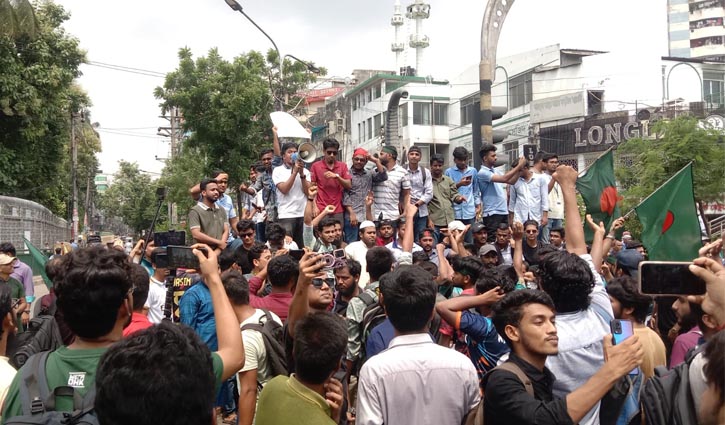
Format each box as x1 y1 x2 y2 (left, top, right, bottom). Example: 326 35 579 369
23 238 51 289
576 150 621 242
635 164 701 261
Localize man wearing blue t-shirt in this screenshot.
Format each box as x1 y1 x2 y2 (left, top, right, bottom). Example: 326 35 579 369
477 143 526 242
444 147 481 243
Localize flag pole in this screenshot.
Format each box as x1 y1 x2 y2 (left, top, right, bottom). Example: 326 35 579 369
577 146 615 177
620 162 693 220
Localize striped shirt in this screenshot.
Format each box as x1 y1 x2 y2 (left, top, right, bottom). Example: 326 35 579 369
343 167 388 219
373 164 410 221
406 166 433 217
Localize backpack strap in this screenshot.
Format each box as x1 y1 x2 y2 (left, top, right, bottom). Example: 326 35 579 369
261 309 274 324
495 361 534 397
358 292 376 307
18 351 52 416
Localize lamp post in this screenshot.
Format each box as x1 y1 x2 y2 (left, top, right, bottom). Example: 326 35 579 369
476 0 515 169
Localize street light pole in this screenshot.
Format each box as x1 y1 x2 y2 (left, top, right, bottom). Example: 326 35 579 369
223 0 284 110
476 0 515 169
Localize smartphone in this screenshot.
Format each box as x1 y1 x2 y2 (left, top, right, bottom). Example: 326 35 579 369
638 261 707 297
154 231 186 247
289 249 305 261
166 245 200 270
610 319 639 375
333 249 345 259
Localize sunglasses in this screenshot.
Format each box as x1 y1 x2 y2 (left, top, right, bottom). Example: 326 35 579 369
312 278 335 288
240 232 255 238
525 229 538 234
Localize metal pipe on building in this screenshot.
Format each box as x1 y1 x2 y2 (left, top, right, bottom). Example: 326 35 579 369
385 89 409 153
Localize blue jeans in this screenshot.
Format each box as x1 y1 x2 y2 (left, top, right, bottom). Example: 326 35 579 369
216 377 236 415
344 212 359 244
413 213 430 243
541 218 563 244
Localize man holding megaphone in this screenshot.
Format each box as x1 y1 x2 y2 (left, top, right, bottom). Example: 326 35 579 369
273 141 312 249
310 138 352 224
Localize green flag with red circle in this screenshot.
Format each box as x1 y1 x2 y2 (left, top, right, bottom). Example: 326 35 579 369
635 164 701 261
576 150 621 242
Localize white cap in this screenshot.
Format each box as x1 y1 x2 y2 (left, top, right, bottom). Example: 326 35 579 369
359 220 375 230
448 220 465 232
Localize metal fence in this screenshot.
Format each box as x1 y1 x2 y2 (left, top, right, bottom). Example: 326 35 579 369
0 196 70 252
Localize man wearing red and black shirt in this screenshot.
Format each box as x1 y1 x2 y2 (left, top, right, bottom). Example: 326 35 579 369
310 138 351 222
247 255 297 323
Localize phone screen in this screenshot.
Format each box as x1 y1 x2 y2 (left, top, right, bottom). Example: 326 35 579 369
289 250 305 261
610 319 639 375
167 246 200 270
639 261 707 296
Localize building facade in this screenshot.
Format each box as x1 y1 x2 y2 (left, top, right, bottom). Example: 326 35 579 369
668 0 725 62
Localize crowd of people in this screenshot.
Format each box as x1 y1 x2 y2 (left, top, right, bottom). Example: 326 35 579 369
0 132 722 425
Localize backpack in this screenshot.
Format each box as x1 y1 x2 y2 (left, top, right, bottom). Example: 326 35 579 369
240 309 288 379
10 315 64 369
5 351 98 425
464 361 533 425
640 345 703 425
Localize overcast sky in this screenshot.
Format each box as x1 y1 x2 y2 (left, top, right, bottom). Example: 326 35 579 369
54 0 668 176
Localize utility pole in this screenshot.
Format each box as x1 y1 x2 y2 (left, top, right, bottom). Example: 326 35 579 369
70 111 79 241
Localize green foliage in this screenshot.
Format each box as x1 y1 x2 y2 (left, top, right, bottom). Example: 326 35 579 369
0 0 88 216
616 116 725 210
0 0 39 39
98 161 163 234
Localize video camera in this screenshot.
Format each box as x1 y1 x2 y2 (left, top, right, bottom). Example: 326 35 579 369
151 245 207 271
153 230 186 248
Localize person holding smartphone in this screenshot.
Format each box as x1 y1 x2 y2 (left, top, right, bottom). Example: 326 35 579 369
444 147 481 244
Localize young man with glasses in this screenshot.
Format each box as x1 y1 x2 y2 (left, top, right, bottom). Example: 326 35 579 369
310 138 352 225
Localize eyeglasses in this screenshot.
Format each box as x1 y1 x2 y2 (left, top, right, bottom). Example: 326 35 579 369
326 151 338 156
312 277 335 288
241 232 255 238
525 229 538 234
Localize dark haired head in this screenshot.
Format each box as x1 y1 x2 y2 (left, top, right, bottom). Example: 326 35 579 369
606 276 652 323
336 258 361 278
199 178 217 192
513 158 529 169
236 219 255 234
0 285 12 339
703 330 725 414
533 151 546 163
210 169 226 179
54 246 132 339
542 152 558 162
380 265 437 333
293 312 346 384
267 255 299 288
452 146 469 160
476 266 518 295
322 138 340 151
317 216 340 233
217 250 237 273
266 223 286 244
497 222 510 231
479 143 496 159
412 251 431 264
366 247 394 281
248 243 269 263
95 322 215 425
536 244 560 261
45 256 65 284
492 289 555 346
281 142 299 155
451 255 484 283
222 270 250 306
129 263 150 311
538 251 594 313
150 248 167 268
417 261 439 278
430 154 444 165
523 219 539 229
0 243 16 257
259 148 274 159
550 227 565 238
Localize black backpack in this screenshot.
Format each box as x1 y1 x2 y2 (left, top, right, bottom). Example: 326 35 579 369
10 315 64 369
5 351 98 425
640 345 703 425
357 291 387 369
241 309 288 379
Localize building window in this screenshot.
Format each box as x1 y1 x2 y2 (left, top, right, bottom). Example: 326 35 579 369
691 36 724 48
353 97 357 111
690 17 723 31
367 118 373 140
433 103 448 125
400 103 408 127
509 70 533 109
374 84 382 99
460 94 477 125
359 122 363 141
367 89 372 103
413 102 431 125
704 70 724 105
373 114 382 136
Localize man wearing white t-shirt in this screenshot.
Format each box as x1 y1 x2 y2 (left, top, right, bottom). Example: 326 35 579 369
272 142 311 249
344 220 377 288
223 271 284 425
145 248 169 324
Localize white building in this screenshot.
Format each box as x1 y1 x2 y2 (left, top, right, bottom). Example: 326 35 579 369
668 0 725 62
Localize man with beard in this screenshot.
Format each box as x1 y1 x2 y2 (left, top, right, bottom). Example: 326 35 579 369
190 170 238 243
376 219 395 247
478 244 500 269
471 223 489 254
494 223 514 266
189 178 229 254
343 148 387 244
417 228 450 268
372 146 410 222
310 138 352 224
333 259 361 316
345 221 377 288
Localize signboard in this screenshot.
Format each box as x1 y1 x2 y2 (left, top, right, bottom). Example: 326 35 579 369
539 113 649 155
522 144 538 166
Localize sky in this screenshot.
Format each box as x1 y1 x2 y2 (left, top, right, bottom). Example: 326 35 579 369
54 0 669 177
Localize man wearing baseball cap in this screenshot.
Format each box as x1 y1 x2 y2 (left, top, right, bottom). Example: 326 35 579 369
471 222 488 254
343 148 387 244
344 220 378 288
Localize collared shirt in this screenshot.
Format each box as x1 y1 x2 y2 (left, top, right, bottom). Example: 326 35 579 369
478 165 509 216
255 374 334 425
483 353 573 425
373 164 410 221
544 254 612 425
179 280 218 350
188 202 228 245
310 160 351 214
536 172 563 219
509 175 549 223
356 333 480 425
426 247 451 268
496 244 513 266
406 166 433 217
216 193 237 243
145 276 167 324
345 241 371 288
346 281 380 361
11 260 34 299
272 163 310 219
444 166 481 220
251 156 283 220
343 167 387 219
429 175 460 227
385 239 423 264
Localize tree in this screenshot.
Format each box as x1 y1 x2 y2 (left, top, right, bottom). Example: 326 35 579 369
0 0 39 39
98 161 162 235
0 1 87 216
615 115 725 236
